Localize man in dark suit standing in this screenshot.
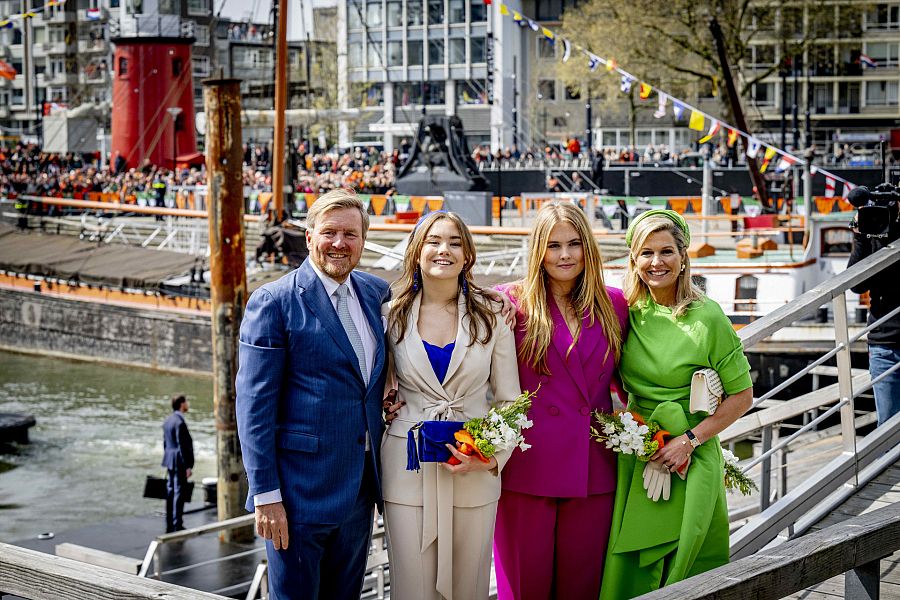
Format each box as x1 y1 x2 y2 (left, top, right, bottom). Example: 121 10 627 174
162 394 194 532
237 189 391 599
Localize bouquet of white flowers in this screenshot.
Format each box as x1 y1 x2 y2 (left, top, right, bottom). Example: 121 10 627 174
449 390 535 464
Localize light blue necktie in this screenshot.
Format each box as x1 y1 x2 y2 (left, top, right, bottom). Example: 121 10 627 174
334 283 368 383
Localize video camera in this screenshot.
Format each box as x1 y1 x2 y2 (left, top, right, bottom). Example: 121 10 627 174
847 183 900 238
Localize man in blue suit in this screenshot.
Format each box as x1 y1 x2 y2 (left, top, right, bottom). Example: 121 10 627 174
236 189 391 599
162 394 194 533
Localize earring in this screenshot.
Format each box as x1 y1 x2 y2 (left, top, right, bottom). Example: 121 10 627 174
681 264 686 272
460 272 469 296
413 267 420 292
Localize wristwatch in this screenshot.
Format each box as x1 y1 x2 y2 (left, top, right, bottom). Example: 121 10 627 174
684 429 702 449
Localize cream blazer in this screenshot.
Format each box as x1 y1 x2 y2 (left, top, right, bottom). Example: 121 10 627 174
381 292 521 598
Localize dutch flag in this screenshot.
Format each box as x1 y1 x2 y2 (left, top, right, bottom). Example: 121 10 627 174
86 7 101 20
860 54 878 69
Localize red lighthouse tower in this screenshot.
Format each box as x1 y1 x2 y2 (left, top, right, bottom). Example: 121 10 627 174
110 10 197 170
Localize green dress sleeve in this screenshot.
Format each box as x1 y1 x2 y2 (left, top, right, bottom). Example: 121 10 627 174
704 300 753 395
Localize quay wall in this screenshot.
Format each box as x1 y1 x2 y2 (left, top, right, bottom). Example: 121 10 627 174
0 288 213 375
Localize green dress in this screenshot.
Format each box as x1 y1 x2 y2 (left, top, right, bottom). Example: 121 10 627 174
599 297 752 600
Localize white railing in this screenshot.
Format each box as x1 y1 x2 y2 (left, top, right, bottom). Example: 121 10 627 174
723 240 900 558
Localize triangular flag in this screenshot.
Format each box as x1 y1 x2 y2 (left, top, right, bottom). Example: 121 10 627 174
0 20 12 29
499 3 509 15
654 93 667 118
23 11 37 17
688 110 705 131
759 146 777 172
842 182 856 198
513 10 525 24
620 75 634 93
483 0 492 5
542 27 555 43
561 38 571 62
673 101 685 120
727 128 739 147
776 155 797 172
587 53 601 71
606 58 617 71
639 83 652 100
746 138 761 158
528 18 539 31
810 165 819 175
824 175 836 198
698 120 721 143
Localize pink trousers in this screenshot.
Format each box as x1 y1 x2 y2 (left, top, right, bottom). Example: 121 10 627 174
493 490 614 600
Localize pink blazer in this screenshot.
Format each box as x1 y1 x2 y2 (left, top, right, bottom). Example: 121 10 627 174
498 285 629 497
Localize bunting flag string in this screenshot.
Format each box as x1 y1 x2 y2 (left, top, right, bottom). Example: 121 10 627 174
0 0 65 30
495 1 858 188
825 176 836 198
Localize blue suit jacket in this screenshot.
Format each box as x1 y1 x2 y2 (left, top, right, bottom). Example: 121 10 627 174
161 411 194 471
236 259 391 524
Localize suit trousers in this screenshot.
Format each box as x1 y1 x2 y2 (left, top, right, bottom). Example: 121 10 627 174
384 501 498 600
165 468 188 532
493 490 614 600
265 457 376 600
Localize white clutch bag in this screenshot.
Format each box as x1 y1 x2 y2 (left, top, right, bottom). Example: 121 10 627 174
689 368 725 414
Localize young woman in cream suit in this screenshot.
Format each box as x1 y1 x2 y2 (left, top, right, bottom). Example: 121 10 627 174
381 211 521 600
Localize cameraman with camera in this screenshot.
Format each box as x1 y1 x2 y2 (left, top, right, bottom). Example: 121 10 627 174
847 184 900 426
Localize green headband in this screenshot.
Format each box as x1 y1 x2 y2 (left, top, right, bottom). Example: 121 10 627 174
625 209 691 247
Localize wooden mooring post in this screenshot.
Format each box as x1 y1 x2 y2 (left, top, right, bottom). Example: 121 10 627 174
202 76 252 542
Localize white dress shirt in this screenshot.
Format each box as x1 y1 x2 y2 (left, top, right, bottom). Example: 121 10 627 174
254 263 378 507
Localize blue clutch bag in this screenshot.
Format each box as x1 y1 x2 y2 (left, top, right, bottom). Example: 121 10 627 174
406 420 464 471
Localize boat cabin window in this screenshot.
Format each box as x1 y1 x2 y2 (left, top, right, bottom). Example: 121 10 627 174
821 227 853 256
691 275 707 293
735 275 758 312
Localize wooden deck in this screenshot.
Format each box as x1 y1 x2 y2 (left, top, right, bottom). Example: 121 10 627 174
784 460 900 599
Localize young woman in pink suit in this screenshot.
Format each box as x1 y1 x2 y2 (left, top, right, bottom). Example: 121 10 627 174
493 202 628 600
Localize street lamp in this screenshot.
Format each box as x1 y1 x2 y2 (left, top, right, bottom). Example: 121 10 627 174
167 106 183 172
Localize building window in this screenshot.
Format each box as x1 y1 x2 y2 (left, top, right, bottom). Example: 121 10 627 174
428 0 443 24
538 79 555 101
865 80 899 105
838 82 860 113
387 41 402 66
470 36 485 63
118 56 128 77
367 41 381 67
457 80 486 104
537 38 555 59
192 55 210 77
194 25 209 46
735 275 758 312
449 38 465 64
867 4 900 30
691 275 707 293
813 83 833 113
361 83 383 106
470 0 485 21
752 82 774 106
187 0 209 15
159 0 179 15
866 41 900 66
386 0 402 26
172 57 182 76
407 1 423 26
349 42 363 68
425 82 445 104
397 82 422 105
408 40 423 65
565 85 581 100
366 2 383 27
449 0 465 23
428 39 444 64
348 1 363 28
13 28 23 45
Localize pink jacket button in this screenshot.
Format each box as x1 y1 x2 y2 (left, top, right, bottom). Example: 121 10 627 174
548 406 559 416
580 406 590 416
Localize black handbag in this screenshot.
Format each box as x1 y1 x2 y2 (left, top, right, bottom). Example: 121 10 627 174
406 421 464 471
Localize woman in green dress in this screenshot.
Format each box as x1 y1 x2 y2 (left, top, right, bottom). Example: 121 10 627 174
600 209 754 599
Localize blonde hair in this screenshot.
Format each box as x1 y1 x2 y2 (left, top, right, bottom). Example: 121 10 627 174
306 188 370 235
389 211 498 345
623 215 704 316
511 202 622 374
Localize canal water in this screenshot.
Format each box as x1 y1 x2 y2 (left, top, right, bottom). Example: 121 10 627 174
0 350 216 542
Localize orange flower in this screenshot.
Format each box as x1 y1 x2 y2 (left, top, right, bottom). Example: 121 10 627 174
447 430 489 465
652 429 670 449
630 411 646 426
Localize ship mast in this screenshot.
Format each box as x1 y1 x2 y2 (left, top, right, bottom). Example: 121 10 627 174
272 0 289 220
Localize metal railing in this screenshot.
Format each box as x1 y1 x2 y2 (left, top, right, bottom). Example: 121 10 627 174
721 240 900 557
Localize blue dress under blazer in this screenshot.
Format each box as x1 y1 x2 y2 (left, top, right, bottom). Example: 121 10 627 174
236 259 391 599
